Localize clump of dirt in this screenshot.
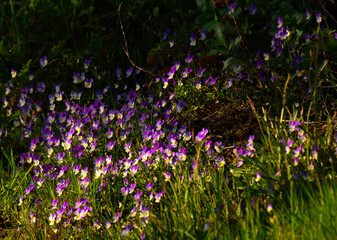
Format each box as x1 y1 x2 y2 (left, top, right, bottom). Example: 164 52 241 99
178 99 262 163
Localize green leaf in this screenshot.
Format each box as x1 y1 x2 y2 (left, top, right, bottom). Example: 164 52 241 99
228 37 241 51
18 59 32 78
222 57 245 69
195 14 213 25
292 12 303 25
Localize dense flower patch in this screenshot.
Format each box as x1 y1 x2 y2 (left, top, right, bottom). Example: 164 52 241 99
1 1 337 239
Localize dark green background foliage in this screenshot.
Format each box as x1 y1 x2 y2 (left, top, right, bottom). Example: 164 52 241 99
0 0 197 81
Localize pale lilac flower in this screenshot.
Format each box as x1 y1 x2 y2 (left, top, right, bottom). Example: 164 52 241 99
228 2 237 15
169 39 174 47
121 224 132 237
316 12 322 23
200 30 207 40
190 32 197 46
84 59 91 69
40 56 48 68
306 8 310 20
11 68 17 78
277 17 283 29
267 203 272 213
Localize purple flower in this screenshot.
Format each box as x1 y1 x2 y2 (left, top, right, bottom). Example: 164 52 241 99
176 101 185 113
56 152 66 163
80 177 90 188
173 61 180 70
11 68 17 78
285 139 294 154
155 191 165 203
289 121 301 132
75 198 88 209
228 2 237 15
163 28 171 40
126 67 133 78
84 59 91 69
29 138 39 152
306 34 312 44
200 30 207 40
208 77 218 86
195 128 208 143
121 186 128 196
129 183 136 194
121 224 132 237
113 212 120 223
316 12 322 23
185 54 194 64
169 39 174 47
255 60 263 70
267 203 273 212
50 200 59 212
294 55 303 64
249 4 257 15
163 171 171 182
190 32 197 46
255 172 262 182
277 17 283 29
106 128 114 139
181 68 193 78
294 145 303 158
162 77 169 89
39 56 48 68
25 185 36 195
294 157 299 166
167 66 176 79
134 191 143 201
196 67 206 78
106 141 115 151
306 8 310 20
313 146 319 160
84 78 94 88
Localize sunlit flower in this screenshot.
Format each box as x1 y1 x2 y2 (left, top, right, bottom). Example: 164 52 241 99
173 61 180 70
195 128 208 143
255 172 262 182
163 171 171 182
294 158 299 166
11 68 17 78
267 203 273 213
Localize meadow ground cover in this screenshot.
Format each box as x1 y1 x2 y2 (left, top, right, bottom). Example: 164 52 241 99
1 0 337 239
